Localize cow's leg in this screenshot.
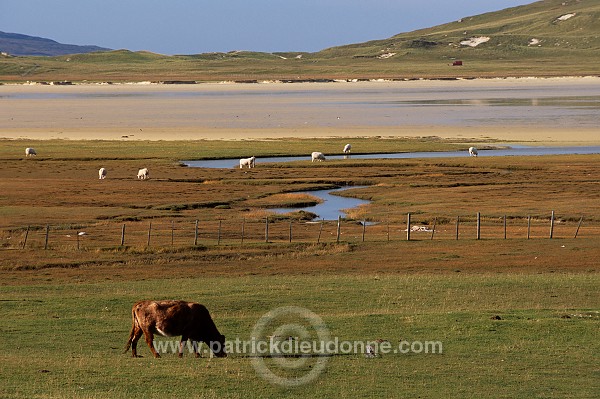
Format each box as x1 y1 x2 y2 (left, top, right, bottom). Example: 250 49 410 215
143 330 160 358
130 328 144 358
194 341 202 358
178 336 188 358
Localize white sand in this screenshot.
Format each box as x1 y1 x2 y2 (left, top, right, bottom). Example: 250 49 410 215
1 77 599 144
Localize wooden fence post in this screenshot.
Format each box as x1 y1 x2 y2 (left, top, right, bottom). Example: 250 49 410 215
171 221 175 247
22 225 30 249
336 216 341 243
406 213 411 241
147 222 152 247
265 217 269 243
241 218 245 245
217 220 222 245
455 216 460 240
503 215 507 239
44 225 50 250
430 217 437 240
476 212 481 240
76 229 80 250
289 221 293 243
549 211 555 239
362 220 366 242
317 221 323 243
527 215 531 240
574 216 583 239
121 224 126 246
387 218 390 242
194 220 199 246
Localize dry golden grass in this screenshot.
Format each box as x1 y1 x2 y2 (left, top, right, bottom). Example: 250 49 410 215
0 139 599 274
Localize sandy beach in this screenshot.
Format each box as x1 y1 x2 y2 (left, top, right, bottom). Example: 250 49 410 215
2 77 599 144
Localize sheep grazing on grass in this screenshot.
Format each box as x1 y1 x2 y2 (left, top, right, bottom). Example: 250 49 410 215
343 143 352 153
98 168 107 179
311 152 326 162
137 168 149 180
239 156 256 169
25 147 37 157
468 147 478 157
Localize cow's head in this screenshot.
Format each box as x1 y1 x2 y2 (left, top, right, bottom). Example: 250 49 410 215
208 334 227 358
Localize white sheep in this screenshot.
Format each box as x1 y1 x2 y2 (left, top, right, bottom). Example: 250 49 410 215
468 147 478 157
98 167 107 179
25 147 37 157
311 152 326 162
239 156 256 169
137 168 149 180
343 143 352 153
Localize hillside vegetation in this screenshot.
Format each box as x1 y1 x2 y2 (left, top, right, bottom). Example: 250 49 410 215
1 0 599 82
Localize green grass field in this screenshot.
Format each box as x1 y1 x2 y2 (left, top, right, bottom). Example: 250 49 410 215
1 271 598 399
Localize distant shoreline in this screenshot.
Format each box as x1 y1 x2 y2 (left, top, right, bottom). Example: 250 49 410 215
3 75 600 86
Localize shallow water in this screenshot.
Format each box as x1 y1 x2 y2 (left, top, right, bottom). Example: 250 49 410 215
2 80 600 131
271 187 370 221
182 145 600 169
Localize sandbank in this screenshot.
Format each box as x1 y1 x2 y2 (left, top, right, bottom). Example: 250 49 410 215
1 77 599 145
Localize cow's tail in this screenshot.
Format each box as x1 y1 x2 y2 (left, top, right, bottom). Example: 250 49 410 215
123 305 140 354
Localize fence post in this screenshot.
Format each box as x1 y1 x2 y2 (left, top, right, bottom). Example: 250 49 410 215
171 221 175 247
362 220 366 242
121 224 126 246
217 220 222 245
406 213 411 241
147 222 152 247
527 215 531 240
241 218 245 245
317 221 323 243
503 215 507 239
289 221 293 243
76 229 80 250
44 225 50 250
194 220 199 246
22 225 30 249
265 217 269 243
455 216 460 240
574 216 583 239
387 218 390 242
476 212 481 240
336 216 341 243
430 217 437 240
549 211 555 239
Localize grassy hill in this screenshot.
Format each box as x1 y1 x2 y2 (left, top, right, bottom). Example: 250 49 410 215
1 0 599 83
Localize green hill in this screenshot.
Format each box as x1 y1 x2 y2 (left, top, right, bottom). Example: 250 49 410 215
1 0 599 83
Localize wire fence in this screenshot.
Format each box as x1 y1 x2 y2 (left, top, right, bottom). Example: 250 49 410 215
0 211 596 252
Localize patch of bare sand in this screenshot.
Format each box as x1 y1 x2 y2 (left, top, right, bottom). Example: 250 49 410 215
1 126 599 146
2 77 599 145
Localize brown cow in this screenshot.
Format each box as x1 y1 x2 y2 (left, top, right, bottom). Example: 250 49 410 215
124 300 227 358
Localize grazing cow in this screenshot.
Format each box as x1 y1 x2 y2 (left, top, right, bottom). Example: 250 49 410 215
137 168 149 180
468 147 478 157
98 168 107 179
343 144 352 153
124 300 227 358
239 156 256 169
25 147 37 157
311 152 326 162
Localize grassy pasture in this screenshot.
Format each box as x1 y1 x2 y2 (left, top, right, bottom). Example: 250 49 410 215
0 138 599 398
0 272 598 399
